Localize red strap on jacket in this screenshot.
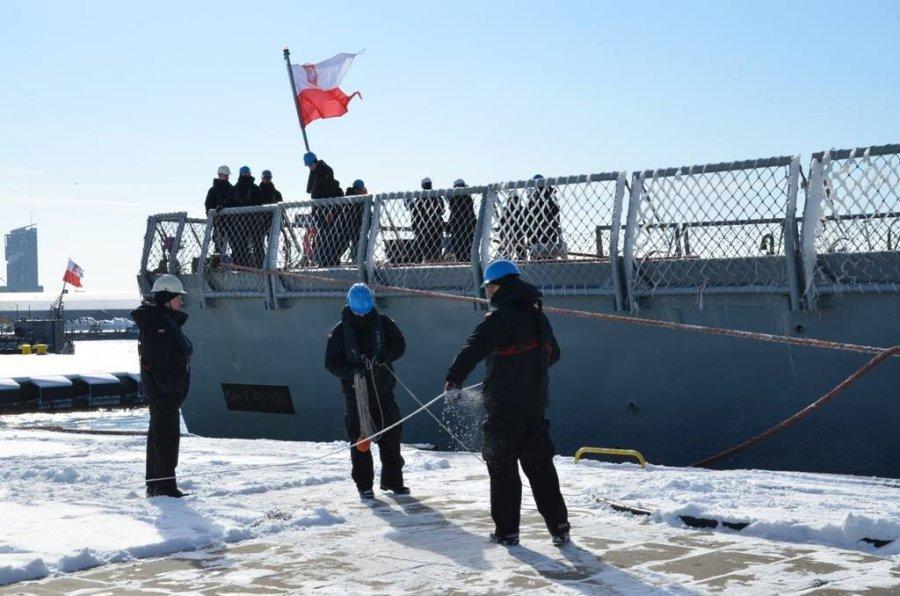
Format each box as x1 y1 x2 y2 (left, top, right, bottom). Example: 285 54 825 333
493 340 544 357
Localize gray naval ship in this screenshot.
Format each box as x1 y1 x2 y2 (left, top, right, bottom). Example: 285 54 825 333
139 143 899 478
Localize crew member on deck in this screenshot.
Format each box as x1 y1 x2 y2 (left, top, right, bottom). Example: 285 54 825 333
446 178 476 261
325 283 408 499
132 274 193 498
304 151 345 266
444 259 570 546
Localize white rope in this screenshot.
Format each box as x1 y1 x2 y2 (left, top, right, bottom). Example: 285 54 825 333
136 383 483 490
353 371 377 442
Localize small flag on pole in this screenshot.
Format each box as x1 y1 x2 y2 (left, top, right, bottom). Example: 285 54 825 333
290 52 362 126
63 259 84 288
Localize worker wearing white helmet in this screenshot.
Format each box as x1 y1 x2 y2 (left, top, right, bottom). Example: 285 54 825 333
131 274 193 498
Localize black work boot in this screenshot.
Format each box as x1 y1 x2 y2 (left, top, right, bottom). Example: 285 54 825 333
489 532 520 546
551 522 571 547
359 488 375 500
380 484 410 495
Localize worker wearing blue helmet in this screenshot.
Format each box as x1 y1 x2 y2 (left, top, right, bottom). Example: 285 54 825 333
325 283 409 499
445 259 570 547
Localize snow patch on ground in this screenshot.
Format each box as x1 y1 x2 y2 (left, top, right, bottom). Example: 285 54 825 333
0 411 897 588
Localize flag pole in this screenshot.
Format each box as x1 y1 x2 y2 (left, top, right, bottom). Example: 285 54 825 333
283 46 311 152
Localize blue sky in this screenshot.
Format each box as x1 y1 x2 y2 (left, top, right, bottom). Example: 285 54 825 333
2 0 898 293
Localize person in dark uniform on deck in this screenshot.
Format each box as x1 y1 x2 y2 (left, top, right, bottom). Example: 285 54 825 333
411 177 445 262
132 274 193 498
231 166 260 266
444 259 570 546
447 178 476 261
343 179 368 262
205 165 236 256
325 283 408 499
249 169 282 268
304 151 345 266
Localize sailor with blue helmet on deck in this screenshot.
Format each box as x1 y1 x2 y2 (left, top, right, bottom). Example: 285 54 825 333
445 259 570 546
325 283 409 499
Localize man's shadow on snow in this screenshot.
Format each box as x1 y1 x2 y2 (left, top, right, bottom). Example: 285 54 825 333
366 494 491 570
145 493 228 556
505 540 683 595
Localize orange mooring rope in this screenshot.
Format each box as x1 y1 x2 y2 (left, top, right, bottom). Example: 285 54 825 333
219 263 898 466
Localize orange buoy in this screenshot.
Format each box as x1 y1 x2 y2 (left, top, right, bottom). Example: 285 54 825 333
357 438 371 452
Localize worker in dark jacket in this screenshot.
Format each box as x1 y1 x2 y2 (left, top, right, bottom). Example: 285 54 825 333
304 152 345 266
527 175 563 260
325 283 408 499
343 179 368 262
447 178 476 261
257 169 283 205
131 274 193 498
227 166 259 266
445 259 569 547
411 177 445 262
205 165 236 255
248 169 282 268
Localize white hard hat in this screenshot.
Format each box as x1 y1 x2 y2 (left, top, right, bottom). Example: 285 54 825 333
421 177 432 186
151 274 186 295
453 178 466 187
217 165 231 176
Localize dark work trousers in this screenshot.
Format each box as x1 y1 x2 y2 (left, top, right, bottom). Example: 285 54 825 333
249 212 271 269
345 394 405 491
482 413 569 537
146 395 181 492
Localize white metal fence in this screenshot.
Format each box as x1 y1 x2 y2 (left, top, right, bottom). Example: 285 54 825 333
139 143 900 311
801 144 900 304
624 157 802 309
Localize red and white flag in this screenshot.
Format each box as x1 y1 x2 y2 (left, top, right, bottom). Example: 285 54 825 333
291 52 362 126
63 259 84 288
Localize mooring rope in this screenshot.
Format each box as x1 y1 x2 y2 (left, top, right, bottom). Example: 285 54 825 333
136 383 482 489
217 263 900 467
223 263 892 357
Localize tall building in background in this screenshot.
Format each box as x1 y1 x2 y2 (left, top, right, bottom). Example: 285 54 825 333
0 224 43 293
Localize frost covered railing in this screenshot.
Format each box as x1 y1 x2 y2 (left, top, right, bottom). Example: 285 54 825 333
488 173 627 307
624 156 803 310
139 142 900 311
368 186 485 297
138 212 207 297
273 195 371 297
801 144 900 305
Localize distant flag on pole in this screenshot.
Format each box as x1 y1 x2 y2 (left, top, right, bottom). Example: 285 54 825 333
290 52 362 126
63 259 84 288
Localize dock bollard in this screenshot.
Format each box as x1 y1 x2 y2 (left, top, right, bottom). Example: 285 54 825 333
34 343 48 355
18 344 32 355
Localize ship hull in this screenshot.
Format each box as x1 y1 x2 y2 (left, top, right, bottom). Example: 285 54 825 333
180 289 900 478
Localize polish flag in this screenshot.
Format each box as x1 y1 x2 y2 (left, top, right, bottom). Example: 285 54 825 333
63 259 84 288
291 52 362 126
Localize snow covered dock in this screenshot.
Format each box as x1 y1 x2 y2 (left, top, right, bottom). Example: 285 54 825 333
0 413 898 593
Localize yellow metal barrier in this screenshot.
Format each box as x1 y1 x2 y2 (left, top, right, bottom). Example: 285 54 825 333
34 343 48 355
18 344 32 355
574 447 646 468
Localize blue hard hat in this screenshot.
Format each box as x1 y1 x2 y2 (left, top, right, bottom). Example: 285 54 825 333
533 174 544 180
303 152 318 166
482 259 521 286
353 179 365 189
262 169 272 179
239 165 251 176
347 283 374 315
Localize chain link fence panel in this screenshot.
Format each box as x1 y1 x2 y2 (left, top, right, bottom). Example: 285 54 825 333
369 188 483 296
488 173 625 300
201 206 273 297
802 145 900 298
274 196 369 296
624 157 801 301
